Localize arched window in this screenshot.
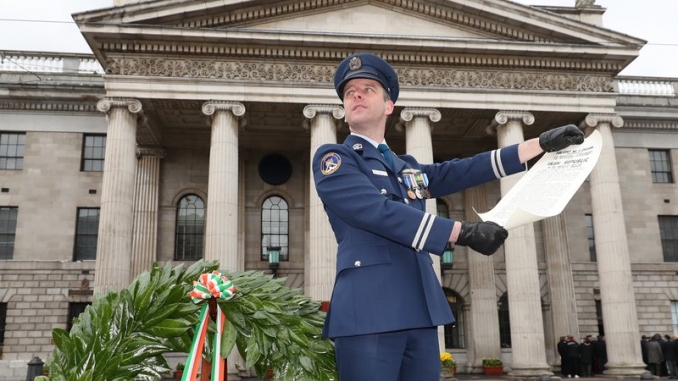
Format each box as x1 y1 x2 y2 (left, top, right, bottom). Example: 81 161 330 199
261 196 289 261
498 292 512 348
443 289 466 349
174 194 205 261
436 199 449 218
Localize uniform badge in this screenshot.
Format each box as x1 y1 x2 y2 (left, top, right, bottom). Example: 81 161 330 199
352 143 363 150
348 56 362 71
320 152 342 175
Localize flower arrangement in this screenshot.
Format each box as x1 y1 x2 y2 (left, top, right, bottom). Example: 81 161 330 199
440 352 457 368
482 358 503 367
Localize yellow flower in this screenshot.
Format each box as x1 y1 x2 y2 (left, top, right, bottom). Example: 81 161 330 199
440 352 456 367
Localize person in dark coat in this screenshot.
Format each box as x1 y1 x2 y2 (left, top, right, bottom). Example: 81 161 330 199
579 337 595 377
566 336 581 378
647 334 664 376
640 335 649 369
665 335 678 379
313 52 586 381
593 335 607 374
558 336 569 377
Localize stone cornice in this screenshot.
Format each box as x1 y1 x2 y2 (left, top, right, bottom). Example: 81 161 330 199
108 58 614 93
0 101 98 112
618 121 678 130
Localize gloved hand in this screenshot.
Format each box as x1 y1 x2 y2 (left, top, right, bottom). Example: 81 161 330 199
455 221 508 256
539 124 585 152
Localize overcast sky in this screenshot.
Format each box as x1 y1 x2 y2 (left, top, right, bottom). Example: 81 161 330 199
0 0 676 78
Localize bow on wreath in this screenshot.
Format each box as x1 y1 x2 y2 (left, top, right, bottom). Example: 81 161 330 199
182 271 236 381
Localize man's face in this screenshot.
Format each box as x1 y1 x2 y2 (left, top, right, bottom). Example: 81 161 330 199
342 78 394 132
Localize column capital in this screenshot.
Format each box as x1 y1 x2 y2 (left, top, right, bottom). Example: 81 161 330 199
396 108 440 132
303 104 345 120
494 110 535 126
201 101 246 117
400 108 442 123
96 98 142 114
486 110 534 135
136 145 167 159
581 113 624 129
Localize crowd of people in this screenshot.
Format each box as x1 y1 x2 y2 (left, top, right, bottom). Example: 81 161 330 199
558 335 608 378
641 333 678 378
558 334 678 378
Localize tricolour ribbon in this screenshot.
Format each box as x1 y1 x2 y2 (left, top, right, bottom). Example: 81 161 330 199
182 271 236 381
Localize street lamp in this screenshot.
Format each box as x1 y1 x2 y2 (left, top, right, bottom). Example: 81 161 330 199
267 246 281 277
442 245 454 271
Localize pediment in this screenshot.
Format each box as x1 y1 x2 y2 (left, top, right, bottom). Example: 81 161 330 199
250 4 493 40
74 0 645 76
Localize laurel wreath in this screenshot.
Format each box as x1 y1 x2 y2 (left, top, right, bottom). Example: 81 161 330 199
40 260 337 381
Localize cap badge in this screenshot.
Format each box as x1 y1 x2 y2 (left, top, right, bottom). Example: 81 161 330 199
348 56 362 71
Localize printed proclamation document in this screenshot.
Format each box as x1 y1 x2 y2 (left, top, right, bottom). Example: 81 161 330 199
478 129 602 229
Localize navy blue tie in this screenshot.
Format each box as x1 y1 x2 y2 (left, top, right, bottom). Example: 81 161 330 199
378 143 394 169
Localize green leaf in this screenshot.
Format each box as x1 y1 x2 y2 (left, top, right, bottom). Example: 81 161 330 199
244 334 262 368
146 318 192 338
220 319 238 358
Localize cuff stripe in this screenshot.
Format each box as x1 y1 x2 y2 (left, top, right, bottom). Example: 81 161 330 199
418 216 435 251
491 148 506 178
412 213 433 250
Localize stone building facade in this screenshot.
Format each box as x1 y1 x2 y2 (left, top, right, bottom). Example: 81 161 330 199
0 0 677 380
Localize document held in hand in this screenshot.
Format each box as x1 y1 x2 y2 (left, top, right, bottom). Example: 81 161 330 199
478 129 602 229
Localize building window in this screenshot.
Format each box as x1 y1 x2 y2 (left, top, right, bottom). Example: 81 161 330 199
81 134 106 172
0 132 25 170
0 207 18 260
436 199 449 218
261 196 289 261
586 214 596 262
498 292 511 348
659 216 678 262
174 195 205 261
74 208 99 261
649 149 673 183
0 303 7 354
443 289 465 349
671 301 678 334
595 299 605 336
67 302 91 332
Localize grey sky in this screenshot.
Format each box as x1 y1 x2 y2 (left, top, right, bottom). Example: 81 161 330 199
0 0 676 78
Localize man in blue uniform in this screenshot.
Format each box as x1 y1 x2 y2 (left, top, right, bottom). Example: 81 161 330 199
312 52 584 381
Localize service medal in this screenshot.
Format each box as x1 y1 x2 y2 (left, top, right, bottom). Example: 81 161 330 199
407 189 416 199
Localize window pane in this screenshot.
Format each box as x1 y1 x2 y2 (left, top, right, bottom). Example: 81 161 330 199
0 207 18 260
261 196 289 261
175 195 205 261
649 149 674 184
74 208 99 261
81 134 106 172
0 132 25 170
659 216 678 262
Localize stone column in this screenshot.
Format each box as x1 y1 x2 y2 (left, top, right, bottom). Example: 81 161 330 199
493 111 551 376
465 184 502 372
303 104 344 302
398 107 446 352
582 114 644 376
130 146 166 280
202 101 246 379
543 214 580 365
201 101 245 273
94 98 142 294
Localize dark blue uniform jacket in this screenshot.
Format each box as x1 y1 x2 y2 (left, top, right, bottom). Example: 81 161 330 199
313 134 525 339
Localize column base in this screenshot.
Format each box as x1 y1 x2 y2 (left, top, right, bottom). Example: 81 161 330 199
603 362 647 378
508 363 553 379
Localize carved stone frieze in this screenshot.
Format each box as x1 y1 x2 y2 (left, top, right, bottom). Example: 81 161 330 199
108 58 614 93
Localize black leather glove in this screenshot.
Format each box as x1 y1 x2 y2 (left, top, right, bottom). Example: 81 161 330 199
455 221 508 256
539 124 585 152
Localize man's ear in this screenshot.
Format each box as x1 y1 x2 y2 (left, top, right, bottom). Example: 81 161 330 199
384 100 395 116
